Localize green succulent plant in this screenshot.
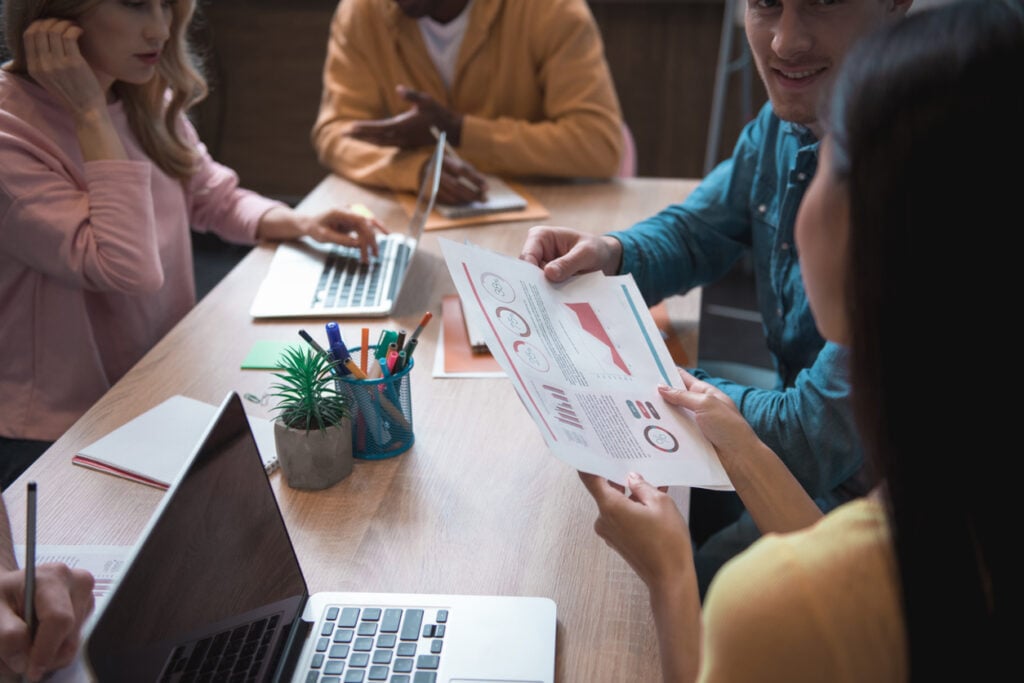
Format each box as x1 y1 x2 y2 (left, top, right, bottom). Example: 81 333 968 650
269 346 350 433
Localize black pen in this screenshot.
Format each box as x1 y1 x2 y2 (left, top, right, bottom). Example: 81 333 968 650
298 329 332 364
24 482 37 642
403 337 419 367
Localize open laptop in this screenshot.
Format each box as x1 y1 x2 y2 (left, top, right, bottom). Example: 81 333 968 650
81 392 557 683
249 134 446 318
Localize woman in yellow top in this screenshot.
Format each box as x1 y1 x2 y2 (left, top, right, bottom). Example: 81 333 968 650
579 0 1010 680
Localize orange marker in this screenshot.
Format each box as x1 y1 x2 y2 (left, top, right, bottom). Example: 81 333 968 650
360 327 370 373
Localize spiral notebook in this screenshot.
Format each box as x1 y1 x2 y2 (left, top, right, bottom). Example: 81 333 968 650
72 395 278 489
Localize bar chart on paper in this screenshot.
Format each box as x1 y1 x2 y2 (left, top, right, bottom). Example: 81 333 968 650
15 544 130 607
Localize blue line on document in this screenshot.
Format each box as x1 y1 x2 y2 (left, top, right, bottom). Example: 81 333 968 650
620 284 673 385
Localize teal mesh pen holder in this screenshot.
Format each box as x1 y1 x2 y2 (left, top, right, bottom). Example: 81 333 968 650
336 347 414 460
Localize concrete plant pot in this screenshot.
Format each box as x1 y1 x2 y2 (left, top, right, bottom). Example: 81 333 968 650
273 418 354 490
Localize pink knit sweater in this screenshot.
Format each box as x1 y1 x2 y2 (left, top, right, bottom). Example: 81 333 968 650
0 71 282 440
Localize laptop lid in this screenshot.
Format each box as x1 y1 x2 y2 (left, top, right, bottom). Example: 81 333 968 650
81 391 557 682
81 392 308 681
249 134 445 319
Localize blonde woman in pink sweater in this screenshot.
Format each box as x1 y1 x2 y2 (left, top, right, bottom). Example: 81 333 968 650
0 0 384 487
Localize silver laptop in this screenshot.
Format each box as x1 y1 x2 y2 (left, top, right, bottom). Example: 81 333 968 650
434 176 527 220
249 134 445 318
81 392 557 682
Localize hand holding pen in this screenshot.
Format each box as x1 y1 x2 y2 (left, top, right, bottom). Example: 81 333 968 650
429 126 487 205
0 483 95 681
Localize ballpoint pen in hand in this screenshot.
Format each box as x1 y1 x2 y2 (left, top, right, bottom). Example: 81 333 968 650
24 481 38 645
429 126 481 194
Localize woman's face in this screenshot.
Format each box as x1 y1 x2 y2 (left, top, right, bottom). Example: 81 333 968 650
76 0 173 91
795 136 851 345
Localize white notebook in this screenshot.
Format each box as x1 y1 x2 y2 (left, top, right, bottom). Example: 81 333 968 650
73 395 277 490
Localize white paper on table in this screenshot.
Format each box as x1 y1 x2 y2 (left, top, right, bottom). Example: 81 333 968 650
14 543 131 609
439 238 732 489
10 545 132 682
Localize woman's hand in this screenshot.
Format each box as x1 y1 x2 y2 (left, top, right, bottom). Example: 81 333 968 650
22 19 127 162
578 471 693 591
257 205 388 264
659 369 763 466
666 369 823 533
23 19 106 120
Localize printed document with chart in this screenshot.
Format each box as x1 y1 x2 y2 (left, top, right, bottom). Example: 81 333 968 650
439 239 731 489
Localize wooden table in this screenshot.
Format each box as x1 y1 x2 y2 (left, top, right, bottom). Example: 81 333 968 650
6 176 701 682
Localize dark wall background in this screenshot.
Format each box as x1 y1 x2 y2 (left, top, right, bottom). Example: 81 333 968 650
190 0 763 202
1 0 764 202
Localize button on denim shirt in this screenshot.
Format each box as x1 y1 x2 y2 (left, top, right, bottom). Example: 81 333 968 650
610 102 862 499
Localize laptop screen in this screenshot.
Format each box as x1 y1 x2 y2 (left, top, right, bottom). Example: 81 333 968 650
84 393 308 682
406 131 445 242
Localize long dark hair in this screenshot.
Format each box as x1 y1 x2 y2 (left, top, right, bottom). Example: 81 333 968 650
826 0 1018 679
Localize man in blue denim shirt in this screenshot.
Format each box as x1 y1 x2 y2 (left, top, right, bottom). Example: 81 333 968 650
521 0 914 596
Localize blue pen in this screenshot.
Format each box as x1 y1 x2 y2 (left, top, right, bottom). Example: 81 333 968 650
326 322 352 364
325 321 343 350
331 341 352 375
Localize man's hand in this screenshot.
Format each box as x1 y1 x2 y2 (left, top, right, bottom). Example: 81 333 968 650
346 85 462 149
0 563 95 682
436 153 487 205
519 226 623 282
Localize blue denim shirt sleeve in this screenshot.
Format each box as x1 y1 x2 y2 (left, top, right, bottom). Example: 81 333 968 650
606 102 863 499
608 106 768 305
692 342 863 498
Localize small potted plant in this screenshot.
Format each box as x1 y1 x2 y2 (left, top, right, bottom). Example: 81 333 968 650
269 346 353 490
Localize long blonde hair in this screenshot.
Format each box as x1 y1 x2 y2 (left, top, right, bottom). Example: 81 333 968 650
2 0 208 179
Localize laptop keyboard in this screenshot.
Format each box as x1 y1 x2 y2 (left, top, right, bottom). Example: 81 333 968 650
311 238 411 311
306 605 448 683
159 613 281 682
